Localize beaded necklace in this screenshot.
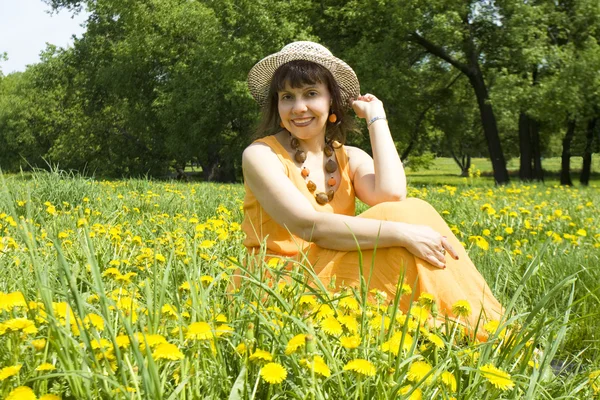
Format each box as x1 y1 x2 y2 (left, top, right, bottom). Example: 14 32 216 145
289 133 338 205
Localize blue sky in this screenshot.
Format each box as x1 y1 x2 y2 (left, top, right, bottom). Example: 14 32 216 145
0 0 88 74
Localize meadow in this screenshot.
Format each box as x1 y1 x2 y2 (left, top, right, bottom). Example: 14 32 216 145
0 161 599 399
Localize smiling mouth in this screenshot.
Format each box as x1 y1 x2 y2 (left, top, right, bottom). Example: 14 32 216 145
291 117 313 127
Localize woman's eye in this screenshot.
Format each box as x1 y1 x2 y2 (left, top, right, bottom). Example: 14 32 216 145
308 91 318 97
280 94 292 101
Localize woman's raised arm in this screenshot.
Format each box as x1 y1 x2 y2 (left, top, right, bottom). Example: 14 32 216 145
349 94 407 206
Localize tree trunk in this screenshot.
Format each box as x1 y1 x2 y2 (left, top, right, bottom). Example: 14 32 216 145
530 118 544 181
519 112 533 181
580 117 597 186
406 32 509 184
468 69 510 184
561 119 576 186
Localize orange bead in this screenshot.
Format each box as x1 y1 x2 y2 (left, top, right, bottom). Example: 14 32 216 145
327 177 336 186
301 168 310 177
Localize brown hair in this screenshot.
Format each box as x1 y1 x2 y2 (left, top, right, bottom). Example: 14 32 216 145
254 60 355 145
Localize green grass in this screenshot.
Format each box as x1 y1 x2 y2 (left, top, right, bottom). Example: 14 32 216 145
0 166 599 399
405 156 600 186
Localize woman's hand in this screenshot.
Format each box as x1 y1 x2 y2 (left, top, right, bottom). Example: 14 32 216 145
351 93 386 120
400 224 459 269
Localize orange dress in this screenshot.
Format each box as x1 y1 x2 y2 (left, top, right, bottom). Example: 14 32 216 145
242 135 503 334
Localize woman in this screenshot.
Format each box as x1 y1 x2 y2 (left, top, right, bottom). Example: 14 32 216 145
242 41 502 331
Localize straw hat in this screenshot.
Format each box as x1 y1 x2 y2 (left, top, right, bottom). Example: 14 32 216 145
247 41 360 108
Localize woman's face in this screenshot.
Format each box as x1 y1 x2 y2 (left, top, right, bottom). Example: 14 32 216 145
277 81 331 140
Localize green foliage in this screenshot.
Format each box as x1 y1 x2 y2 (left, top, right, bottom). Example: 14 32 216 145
1 0 599 182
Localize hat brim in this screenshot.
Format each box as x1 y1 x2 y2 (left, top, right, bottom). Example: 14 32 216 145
248 51 360 108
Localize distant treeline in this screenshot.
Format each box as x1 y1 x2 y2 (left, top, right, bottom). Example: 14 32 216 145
0 0 598 184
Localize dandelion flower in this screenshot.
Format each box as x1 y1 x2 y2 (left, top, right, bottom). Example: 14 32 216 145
36 363 56 372
152 342 184 361
215 324 233 337
343 359 376 377
418 292 435 309
3 318 38 335
285 334 306 355
400 283 413 296
407 360 433 384
338 315 358 333
399 385 422 400
315 304 335 321
83 313 105 331
479 364 515 391
441 371 457 392
0 364 22 381
6 386 37 400
452 300 472 318
589 370 600 394
39 395 62 400
186 322 213 340
340 335 361 349
300 355 331 377
31 339 47 351
321 316 343 336
338 296 359 311
249 349 273 362
260 362 287 384
426 333 445 349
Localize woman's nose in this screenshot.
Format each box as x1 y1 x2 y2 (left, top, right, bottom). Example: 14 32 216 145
292 99 308 114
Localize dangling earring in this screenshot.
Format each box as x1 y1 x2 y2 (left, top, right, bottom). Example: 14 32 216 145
328 113 337 123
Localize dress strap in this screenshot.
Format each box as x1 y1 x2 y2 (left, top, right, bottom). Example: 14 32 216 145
254 136 293 169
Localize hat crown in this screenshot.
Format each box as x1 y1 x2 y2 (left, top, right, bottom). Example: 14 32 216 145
280 41 333 57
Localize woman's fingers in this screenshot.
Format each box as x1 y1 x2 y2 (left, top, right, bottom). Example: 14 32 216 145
441 236 459 260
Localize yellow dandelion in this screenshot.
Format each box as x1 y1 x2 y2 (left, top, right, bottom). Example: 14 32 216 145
426 333 445 349
441 371 457 392
115 335 131 349
215 324 234 337
408 305 429 322
152 342 184 361
338 296 360 311
298 295 317 308
260 362 287 384
285 334 306 355
200 275 214 285
400 283 413 296
340 335 361 349
6 386 37 400
249 349 273 362
407 360 433 384
0 364 22 381
399 385 422 400
300 355 331 377
3 318 38 334
479 364 515 391
315 304 335 321
235 342 247 355
83 313 105 331
381 331 413 355
186 322 213 340
31 338 47 351
452 300 472 318
35 363 56 372
418 292 435 309
343 359 376 377
338 315 359 333
589 370 600 394
321 316 343 336
39 395 62 400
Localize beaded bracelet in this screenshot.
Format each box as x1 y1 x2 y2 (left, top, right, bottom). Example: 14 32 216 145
367 116 387 128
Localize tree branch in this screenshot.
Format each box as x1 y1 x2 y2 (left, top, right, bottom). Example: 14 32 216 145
407 32 471 76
